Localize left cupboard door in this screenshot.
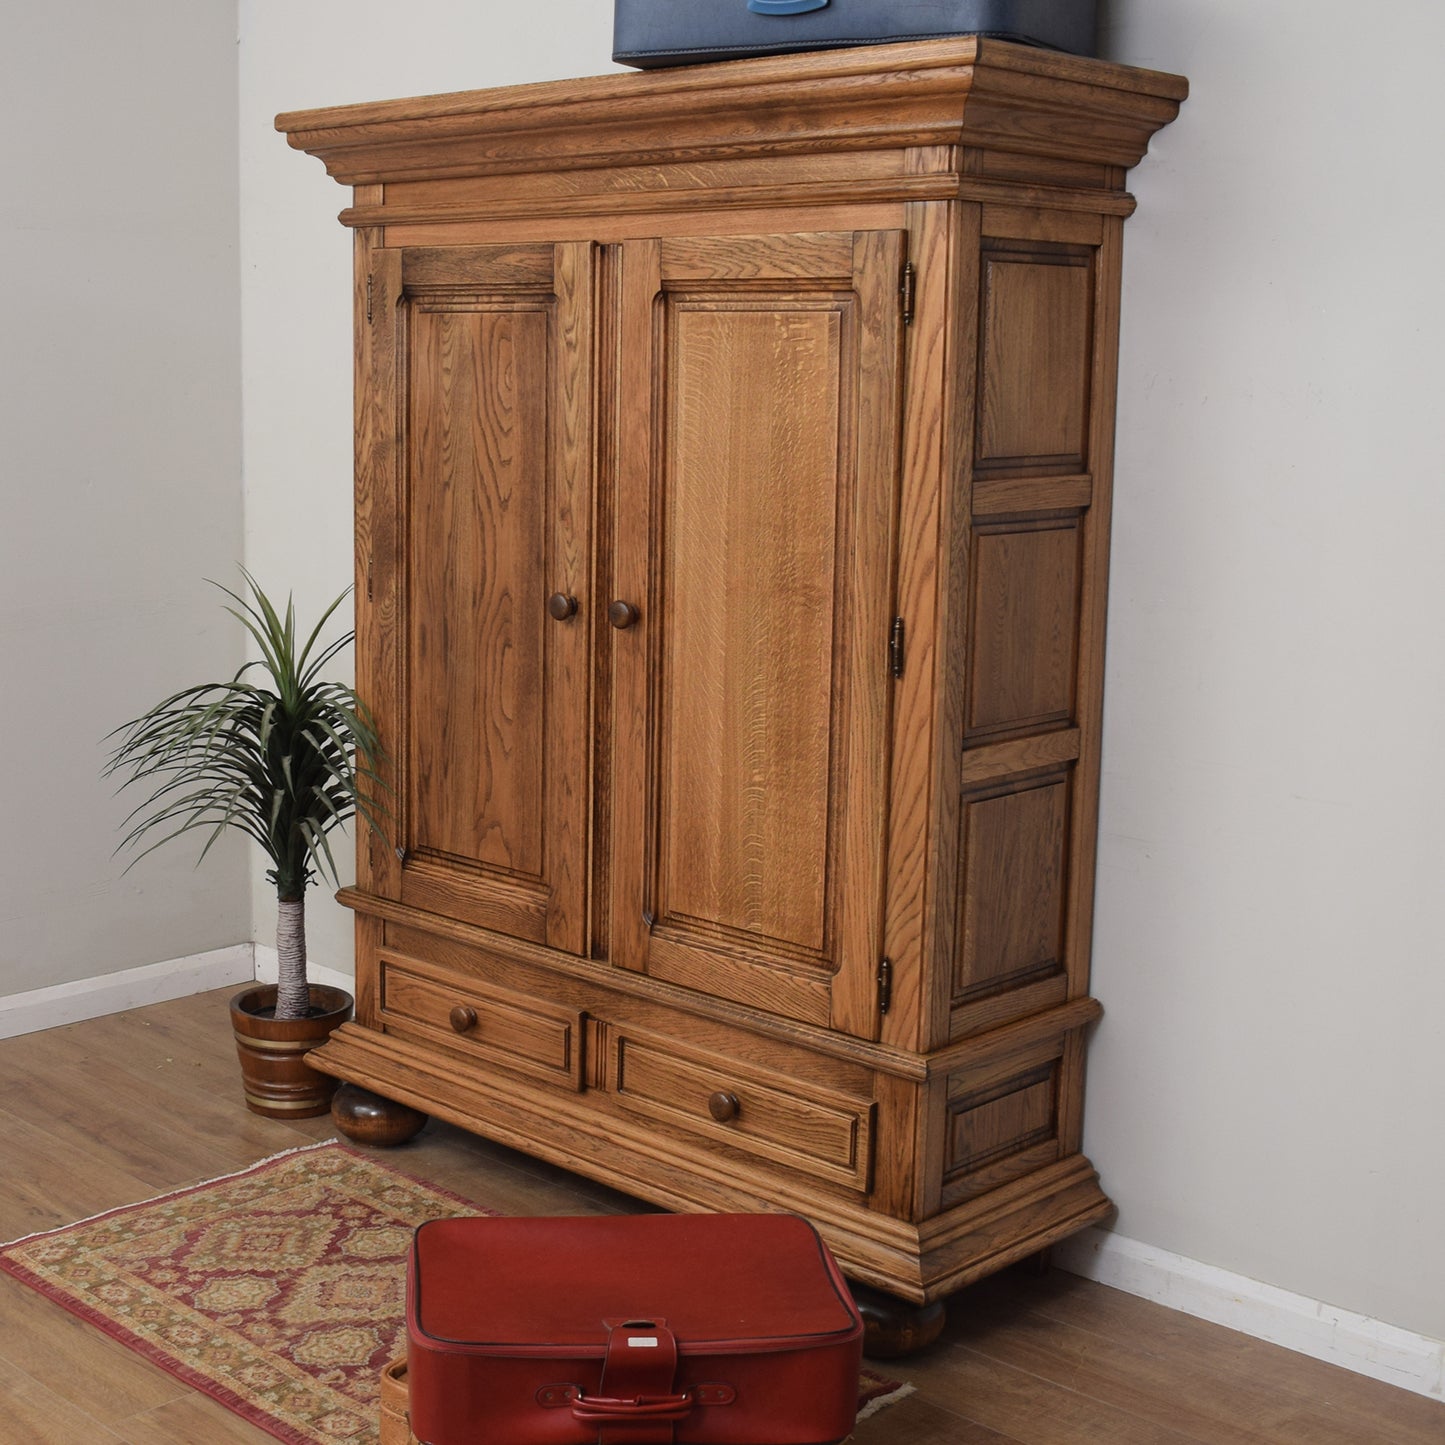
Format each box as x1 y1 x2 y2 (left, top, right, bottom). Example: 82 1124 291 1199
356 242 595 954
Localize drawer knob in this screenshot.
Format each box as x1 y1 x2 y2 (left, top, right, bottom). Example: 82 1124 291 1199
708 1090 741 1123
449 1005 478 1034
608 599 639 630
546 592 578 621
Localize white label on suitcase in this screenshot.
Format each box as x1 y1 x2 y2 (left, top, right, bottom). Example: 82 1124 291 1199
628 1337 660 1347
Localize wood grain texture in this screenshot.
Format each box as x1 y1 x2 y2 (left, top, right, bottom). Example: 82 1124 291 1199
345 176 1140 234
606 235 663 981
831 226 905 1040
973 472 1093 515
947 1065 1057 1176
540 240 596 953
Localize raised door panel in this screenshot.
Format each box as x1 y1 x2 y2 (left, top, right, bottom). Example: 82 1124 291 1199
361 242 594 953
610 231 904 1037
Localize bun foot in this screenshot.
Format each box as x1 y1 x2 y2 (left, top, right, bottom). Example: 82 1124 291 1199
331 1083 428 1147
850 1281 947 1359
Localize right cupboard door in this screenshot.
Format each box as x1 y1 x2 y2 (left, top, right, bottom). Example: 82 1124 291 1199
609 230 906 1037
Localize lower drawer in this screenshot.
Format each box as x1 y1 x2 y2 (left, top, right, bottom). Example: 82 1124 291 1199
606 1023 875 1193
372 922 880 1197
378 951 585 1092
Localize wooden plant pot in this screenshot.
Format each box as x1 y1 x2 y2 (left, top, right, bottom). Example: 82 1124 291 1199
229 984 353 1119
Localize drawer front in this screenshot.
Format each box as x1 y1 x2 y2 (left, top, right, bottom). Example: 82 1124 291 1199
379 952 585 1091
609 1027 874 1192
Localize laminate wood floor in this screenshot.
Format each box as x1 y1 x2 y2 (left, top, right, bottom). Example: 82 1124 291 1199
1 989 1439 1444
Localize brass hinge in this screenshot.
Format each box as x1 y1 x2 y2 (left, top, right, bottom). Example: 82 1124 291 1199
889 616 906 679
900 263 916 326
877 957 893 1016
366 556 374 602
366 273 374 325
642 909 656 931
395 845 408 864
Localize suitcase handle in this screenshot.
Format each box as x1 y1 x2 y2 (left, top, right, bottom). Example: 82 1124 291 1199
570 1390 695 1423
747 0 830 15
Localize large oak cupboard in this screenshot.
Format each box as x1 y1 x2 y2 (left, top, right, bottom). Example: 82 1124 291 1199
278 37 1186 1313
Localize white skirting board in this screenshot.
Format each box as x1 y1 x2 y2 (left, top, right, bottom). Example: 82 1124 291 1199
0 944 256 1040
1053 1226 1445 1402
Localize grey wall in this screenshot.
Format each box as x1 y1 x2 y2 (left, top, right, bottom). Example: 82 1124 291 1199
1092 1 1445 1340
0 0 247 994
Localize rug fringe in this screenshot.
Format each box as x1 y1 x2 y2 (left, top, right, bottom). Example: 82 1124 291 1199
0 1138 341 1249
855 1379 916 1421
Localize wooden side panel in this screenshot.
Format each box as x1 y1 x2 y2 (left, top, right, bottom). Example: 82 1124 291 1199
949 216 1105 1042
940 1041 1064 1208
977 247 1094 472
948 1065 1057 1175
956 777 1069 1003
966 519 1082 740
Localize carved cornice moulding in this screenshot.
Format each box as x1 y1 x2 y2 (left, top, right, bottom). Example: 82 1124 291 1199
276 37 1187 196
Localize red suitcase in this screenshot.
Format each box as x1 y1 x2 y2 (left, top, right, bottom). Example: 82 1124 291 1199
406 1213 864 1444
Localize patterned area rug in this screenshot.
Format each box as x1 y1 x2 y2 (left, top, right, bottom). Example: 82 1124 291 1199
0 1140 910 1443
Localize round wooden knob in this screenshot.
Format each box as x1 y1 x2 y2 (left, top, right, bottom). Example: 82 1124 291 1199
449 1005 478 1034
608 600 640 630
547 592 578 621
707 1090 740 1123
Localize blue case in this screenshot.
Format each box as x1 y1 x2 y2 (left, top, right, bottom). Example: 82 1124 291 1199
613 0 1096 69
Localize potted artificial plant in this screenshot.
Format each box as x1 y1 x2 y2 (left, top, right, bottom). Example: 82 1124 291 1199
106 571 386 1118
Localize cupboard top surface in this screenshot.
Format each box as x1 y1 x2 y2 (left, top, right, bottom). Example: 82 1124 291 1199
276 37 1186 194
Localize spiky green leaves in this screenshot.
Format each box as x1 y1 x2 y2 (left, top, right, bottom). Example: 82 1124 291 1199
105 569 389 904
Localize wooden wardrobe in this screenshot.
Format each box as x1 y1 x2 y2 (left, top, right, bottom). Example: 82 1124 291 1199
279 37 1185 1313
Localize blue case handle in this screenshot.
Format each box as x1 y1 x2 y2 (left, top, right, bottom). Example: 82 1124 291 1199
748 0 829 14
